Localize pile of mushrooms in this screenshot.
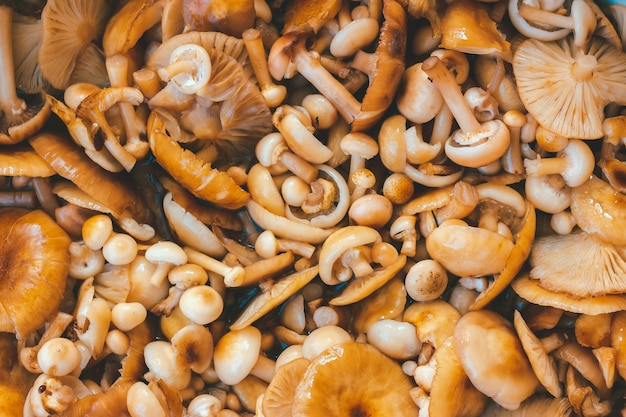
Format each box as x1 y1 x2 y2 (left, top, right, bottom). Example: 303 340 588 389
2 0 626 416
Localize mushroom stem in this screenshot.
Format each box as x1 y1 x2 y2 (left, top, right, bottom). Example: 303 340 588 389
421 56 482 134
0 5 26 116
242 28 286 108
185 247 246 287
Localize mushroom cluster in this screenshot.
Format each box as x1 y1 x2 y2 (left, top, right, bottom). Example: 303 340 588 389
1 0 626 416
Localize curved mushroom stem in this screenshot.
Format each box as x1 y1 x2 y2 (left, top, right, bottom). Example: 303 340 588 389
501 110 526 174
421 56 482 134
243 28 286 108
0 6 26 117
185 247 246 287
106 54 149 160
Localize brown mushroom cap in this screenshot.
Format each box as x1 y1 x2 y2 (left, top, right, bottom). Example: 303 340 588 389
439 0 512 61
0 143 55 177
28 130 151 225
291 341 419 417
351 0 407 132
182 0 255 37
513 36 626 140
38 0 111 90
0 208 71 340
102 0 162 57
281 0 342 33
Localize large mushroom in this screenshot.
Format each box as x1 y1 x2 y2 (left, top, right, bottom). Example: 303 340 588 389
513 35 626 140
0 208 71 340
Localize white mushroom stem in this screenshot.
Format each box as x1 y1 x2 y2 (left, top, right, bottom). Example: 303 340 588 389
0 6 26 116
105 54 149 160
255 230 316 259
268 33 362 124
256 132 319 183
242 28 286 108
458 277 490 292
421 56 482 134
340 246 374 278
523 139 595 187
19 312 74 373
185 247 246 287
157 44 212 95
501 109 526 174
518 0 597 47
390 215 418 257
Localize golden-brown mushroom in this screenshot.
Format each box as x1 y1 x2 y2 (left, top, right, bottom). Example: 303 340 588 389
0 208 71 340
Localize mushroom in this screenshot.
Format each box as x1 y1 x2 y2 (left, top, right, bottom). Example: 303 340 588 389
570 175 626 246
516 0 597 48
524 139 595 188
513 310 562 398
242 28 287 108
0 4 50 145
529 231 626 297
404 259 448 302
182 0 255 37
268 0 406 131
0 208 71 340
453 310 539 410
261 356 310 417
37 0 111 90
280 0 341 33
513 36 626 140
29 131 154 240
421 56 511 169
512 271 626 315
291 342 419 417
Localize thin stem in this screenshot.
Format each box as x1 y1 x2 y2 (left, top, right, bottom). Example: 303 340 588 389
421 56 482 133
0 6 26 115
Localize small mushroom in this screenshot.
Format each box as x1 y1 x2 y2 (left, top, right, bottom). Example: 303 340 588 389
524 139 595 188
404 259 448 302
421 56 511 169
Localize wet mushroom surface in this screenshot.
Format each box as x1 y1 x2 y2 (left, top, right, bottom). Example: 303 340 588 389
3 0 626 416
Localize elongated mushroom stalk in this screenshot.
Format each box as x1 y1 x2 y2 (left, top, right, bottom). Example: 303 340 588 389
421 55 510 169
242 28 286 108
0 5 50 145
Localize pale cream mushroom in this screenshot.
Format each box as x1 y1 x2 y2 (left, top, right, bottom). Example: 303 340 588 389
421 55 510 169
256 132 319 184
454 310 539 410
524 139 595 188
367 319 421 360
145 241 188 287
390 215 419 257
405 259 448 302
242 28 287 108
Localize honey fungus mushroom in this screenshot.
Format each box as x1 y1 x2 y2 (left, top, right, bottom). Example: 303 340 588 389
0 208 71 340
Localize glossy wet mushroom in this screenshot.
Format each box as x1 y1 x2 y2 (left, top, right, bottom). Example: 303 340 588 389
0 208 71 340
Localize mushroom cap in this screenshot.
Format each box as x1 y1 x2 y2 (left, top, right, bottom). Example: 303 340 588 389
403 299 461 349
513 310 562 398
440 0 512 61
453 310 539 410
281 0 342 33
102 0 162 56
182 0 255 37
426 219 515 277
351 0 407 132
570 175 626 246
0 143 55 177
0 208 71 340
513 36 626 140
213 326 262 385
291 341 419 417
429 336 488 417
29 131 151 224
38 0 111 90
352 277 407 334
147 112 250 210
0 92 51 145
512 271 626 314
469 201 535 310
11 14 51 94
230 265 319 330
262 357 310 417
529 231 626 297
